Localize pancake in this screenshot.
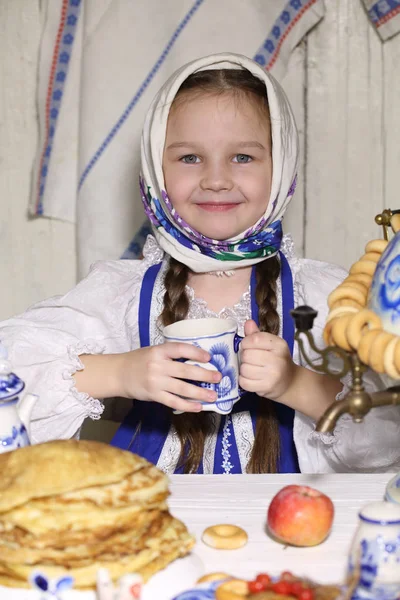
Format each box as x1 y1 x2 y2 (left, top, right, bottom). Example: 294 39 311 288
0 440 154 513
0 515 194 588
0 440 195 589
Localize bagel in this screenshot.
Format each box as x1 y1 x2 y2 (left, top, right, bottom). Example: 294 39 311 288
202 524 248 550
346 309 382 350
323 318 337 346
368 331 395 373
215 579 248 600
330 314 354 352
331 298 365 310
338 280 369 296
395 338 400 372
326 306 359 323
349 260 377 277
328 285 367 309
365 239 388 254
383 338 400 380
197 573 231 584
342 274 372 290
390 213 400 233
357 329 383 366
360 252 382 264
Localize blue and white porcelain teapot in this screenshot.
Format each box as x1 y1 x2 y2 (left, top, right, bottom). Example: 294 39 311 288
0 343 38 453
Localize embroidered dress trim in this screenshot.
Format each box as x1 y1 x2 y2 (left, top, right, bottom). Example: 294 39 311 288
221 415 234 474
156 423 181 474
231 410 255 473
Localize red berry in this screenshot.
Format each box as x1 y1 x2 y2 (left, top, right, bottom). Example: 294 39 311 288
272 580 293 595
290 581 305 596
255 573 271 589
248 579 265 594
281 570 294 580
298 589 314 600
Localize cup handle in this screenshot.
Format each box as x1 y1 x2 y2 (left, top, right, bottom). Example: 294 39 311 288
234 333 243 354
233 334 246 398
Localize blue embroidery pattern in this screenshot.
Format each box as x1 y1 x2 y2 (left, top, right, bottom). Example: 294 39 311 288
221 416 233 474
35 0 81 215
253 0 318 70
368 0 400 24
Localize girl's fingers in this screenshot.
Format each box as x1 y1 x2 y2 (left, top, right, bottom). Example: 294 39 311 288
160 391 203 413
239 363 265 380
165 376 218 403
238 375 259 393
163 342 210 363
168 360 221 384
241 334 288 356
240 348 269 367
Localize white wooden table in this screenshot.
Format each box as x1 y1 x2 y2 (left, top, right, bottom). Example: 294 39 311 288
0 473 395 600
168 473 394 585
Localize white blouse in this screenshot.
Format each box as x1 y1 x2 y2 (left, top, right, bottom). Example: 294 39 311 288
1 235 399 473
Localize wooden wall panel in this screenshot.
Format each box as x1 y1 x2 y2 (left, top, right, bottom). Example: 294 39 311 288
306 0 384 269
0 1 76 321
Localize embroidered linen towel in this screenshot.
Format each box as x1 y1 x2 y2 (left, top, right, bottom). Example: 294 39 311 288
30 0 325 276
361 0 400 40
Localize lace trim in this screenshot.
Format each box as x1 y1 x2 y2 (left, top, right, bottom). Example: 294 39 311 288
231 410 255 472
186 286 251 337
142 234 164 264
156 424 181 474
281 233 296 260
221 416 233 474
64 342 106 420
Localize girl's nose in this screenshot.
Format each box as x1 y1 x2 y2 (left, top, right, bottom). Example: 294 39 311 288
200 162 233 192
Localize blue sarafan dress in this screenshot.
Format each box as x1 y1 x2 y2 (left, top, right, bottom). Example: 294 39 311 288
111 252 300 474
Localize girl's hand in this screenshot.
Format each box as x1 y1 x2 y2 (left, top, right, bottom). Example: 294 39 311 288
239 319 296 401
120 343 222 413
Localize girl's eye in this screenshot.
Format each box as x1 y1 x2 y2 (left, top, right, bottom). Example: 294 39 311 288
234 154 252 164
180 154 199 164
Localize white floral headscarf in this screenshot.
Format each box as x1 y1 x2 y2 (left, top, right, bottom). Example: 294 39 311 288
140 52 299 273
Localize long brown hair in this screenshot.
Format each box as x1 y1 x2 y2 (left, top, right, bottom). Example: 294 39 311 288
160 69 281 473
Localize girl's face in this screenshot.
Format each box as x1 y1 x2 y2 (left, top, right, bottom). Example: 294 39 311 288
162 92 272 240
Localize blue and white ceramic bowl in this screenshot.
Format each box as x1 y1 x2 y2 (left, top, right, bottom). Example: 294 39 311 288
368 231 400 337
172 579 224 599
385 472 400 506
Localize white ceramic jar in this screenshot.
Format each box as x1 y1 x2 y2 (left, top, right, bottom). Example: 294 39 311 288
347 501 400 600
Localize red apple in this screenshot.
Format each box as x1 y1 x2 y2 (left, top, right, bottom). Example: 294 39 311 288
267 484 334 547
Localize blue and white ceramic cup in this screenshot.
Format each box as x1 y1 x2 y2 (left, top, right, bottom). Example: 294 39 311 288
163 317 243 415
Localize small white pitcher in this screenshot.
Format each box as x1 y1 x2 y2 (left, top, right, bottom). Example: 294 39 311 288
347 501 400 600
0 345 37 452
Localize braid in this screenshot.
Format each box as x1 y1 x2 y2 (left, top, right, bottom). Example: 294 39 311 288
160 257 190 326
160 257 211 473
246 256 281 473
160 256 282 474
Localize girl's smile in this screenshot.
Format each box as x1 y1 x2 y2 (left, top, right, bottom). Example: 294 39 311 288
162 92 272 240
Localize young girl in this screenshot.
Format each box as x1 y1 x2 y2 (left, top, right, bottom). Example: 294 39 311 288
1 53 399 474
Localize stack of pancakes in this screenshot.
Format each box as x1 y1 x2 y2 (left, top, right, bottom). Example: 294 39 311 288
0 440 194 589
